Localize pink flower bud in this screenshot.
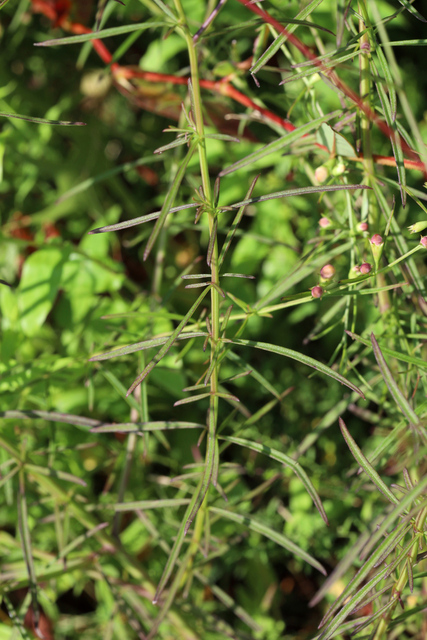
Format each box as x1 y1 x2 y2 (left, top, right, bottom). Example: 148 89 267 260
315 166 329 183
370 234 384 269
311 286 323 299
320 264 335 280
359 262 372 274
420 236 427 248
358 222 369 232
370 234 383 246
349 265 360 279
319 217 331 228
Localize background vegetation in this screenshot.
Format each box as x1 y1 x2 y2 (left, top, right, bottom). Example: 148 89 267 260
1 0 427 638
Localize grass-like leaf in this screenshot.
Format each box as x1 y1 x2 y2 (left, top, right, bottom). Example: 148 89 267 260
0 111 85 125
88 203 199 234
230 338 364 397
370 333 420 425
34 22 169 47
25 464 87 487
221 435 328 524
250 0 326 76
396 0 426 22
227 183 371 208
144 140 197 260
346 330 427 371
318 537 415 640
89 331 207 361
339 417 398 505
218 111 341 176
210 506 327 575
126 286 211 396
218 175 259 268
91 420 205 433
17 471 40 635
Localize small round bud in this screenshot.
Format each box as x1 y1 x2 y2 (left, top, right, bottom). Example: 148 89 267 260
349 265 360 279
359 262 372 274
408 221 427 234
319 217 331 228
331 161 346 177
320 264 335 280
311 285 324 299
358 222 369 232
315 166 329 183
370 234 383 246
420 236 427 248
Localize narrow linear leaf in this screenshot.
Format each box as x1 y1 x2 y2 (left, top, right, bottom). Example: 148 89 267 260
396 0 426 22
230 338 364 397
346 330 427 371
228 183 370 208
221 435 328 524
219 111 341 176
34 22 169 47
91 420 205 433
89 331 207 361
210 506 326 575
97 498 190 511
370 333 420 424
339 418 398 505
26 464 87 487
0 111 85 126
17 472 39 634
183 400 217 535
59 522 109 558
250 0 325 75
89 203 199 234
218 175 259 268
126 286 211 396
153 478 204 604
319 538 415 640
144 140 197 260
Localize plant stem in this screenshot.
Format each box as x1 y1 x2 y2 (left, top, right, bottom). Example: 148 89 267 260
173 0 219 529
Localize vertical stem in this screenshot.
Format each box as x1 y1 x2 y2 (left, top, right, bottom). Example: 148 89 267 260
173 0 219 532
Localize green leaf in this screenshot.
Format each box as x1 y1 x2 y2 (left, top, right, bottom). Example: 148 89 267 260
126 286 211 396
0 111 85 125
18 246 71 336
219 111 341 176
34 21 169 47
144 140 198 260
250 0 326 76
229 338 364 398
339 417 398 505
370 333 420 424
396 0 426 22
210 506 327 575
228 183 371 208
89 331 207 361
221 435 328 524
88 203 199 234
346 330 427 371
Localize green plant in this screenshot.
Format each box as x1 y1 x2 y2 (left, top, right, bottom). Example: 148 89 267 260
1 1 427 639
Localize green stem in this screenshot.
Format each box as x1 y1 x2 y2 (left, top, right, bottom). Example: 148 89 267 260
173 0 220 541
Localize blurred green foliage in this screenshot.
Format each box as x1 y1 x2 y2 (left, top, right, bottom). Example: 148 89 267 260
1 1 427 639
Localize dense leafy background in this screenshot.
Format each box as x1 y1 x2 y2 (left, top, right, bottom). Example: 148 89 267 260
1 1 427 639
